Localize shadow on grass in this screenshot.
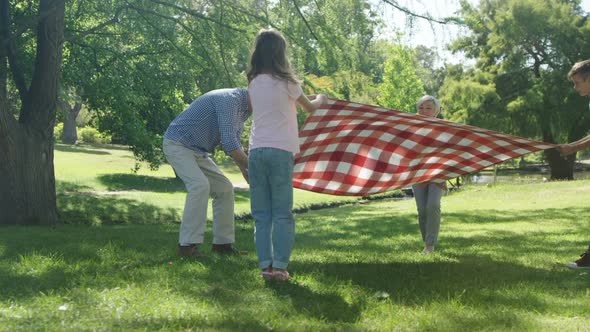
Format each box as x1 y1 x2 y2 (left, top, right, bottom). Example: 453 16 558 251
293 204 590 253
291 257 582 330
267 279 362 323
1 201 589 330
96 174 253 204
0 225 180 299
97 173 186 193
57 182 181 225
234 189 250 204
54 143 112 155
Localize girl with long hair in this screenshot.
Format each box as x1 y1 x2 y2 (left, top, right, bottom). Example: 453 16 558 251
247 29 327 281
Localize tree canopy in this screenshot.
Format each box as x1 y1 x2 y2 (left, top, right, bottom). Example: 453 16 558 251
2 0 589 224
441 0 590 178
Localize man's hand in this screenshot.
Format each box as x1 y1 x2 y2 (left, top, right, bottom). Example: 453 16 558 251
558 144 577 156
228 148 249 183
238 164 249 184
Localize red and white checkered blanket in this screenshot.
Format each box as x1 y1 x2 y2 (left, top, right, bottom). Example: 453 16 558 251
293 99 556 196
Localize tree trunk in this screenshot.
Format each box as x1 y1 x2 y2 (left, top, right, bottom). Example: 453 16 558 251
0 126 58 225
60 101 81 144
543 129 575 180
0 0 65 225
545 148 575 180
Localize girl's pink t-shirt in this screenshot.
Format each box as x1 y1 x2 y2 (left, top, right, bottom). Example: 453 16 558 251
248 74 304 154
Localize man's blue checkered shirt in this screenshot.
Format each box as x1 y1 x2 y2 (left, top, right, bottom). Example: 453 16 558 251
164 88 249 155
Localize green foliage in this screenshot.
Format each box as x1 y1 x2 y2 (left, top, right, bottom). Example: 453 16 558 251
60 0 260 169
75 107 92 127
414 45 447 96
52 143 359 223
53 123 64 143
0 0 391 173
439 71 506 129
377 44 425 112
78 126 111 145
450 0 590 144
51 0 386 169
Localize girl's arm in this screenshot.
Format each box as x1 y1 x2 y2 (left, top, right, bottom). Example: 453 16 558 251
297 94 327 112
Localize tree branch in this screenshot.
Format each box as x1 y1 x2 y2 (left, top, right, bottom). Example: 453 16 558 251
381 0 462 25
20 0 66 134
128 5 222 79
216 0 235 86
146 0 246 32
1 5 55 47
1 0 28 102
64 6 127 43
292 0 320 41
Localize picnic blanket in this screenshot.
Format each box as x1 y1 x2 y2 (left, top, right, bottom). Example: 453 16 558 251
293 99 556 196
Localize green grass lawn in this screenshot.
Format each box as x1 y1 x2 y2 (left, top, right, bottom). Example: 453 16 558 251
1 144 589 331
54 143 359 224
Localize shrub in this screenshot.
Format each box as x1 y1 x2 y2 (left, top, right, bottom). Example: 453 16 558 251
53 122 64 143
79 126 111 144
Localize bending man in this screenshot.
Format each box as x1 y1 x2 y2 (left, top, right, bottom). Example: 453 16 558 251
163 88 250 257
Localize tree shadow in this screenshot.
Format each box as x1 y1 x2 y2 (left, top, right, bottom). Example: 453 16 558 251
57 182 181 225
97 173 186 193
97 174 254 200
2 197 589 330
266 279 362 323
293 204 590 254
290 257 584 331
234 189 251 203
0 225 180 299
54 144 111 155
166 254 362 324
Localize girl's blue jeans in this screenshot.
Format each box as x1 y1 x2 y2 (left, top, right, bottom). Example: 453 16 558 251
248 147 295 270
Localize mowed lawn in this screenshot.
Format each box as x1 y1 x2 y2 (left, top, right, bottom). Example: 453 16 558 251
52 143 358 225
0 143 589 331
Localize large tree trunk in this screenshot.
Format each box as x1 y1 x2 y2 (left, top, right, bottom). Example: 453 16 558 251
0 125 58 225
0 0 65 225
60 100 81 144
543 129 575 180
545 148 575 180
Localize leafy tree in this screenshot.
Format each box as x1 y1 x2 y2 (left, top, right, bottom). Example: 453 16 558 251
414 45 447 97
377 44 425 112
61 0 261 169
0 0 482 225
439 69 506 128
449 0 590 179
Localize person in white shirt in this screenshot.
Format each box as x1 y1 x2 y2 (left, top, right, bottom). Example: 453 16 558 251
558 59 590 269
247 28 327 281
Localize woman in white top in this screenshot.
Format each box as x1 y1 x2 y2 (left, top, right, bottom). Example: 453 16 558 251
247 28 327 281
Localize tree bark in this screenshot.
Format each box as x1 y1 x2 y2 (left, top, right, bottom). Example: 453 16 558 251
60 100 81 144
0 126 58 225
543 129 575 180
0 0 65 225
545 149 575 180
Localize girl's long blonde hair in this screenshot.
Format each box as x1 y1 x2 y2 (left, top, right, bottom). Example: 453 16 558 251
247 29 300 84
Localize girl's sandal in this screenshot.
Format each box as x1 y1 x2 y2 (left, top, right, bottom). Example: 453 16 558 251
261 267 273 280
273 270 289 281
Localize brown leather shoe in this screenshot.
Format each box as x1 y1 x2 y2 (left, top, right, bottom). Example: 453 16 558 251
177 244 206 258
211 243 247 255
